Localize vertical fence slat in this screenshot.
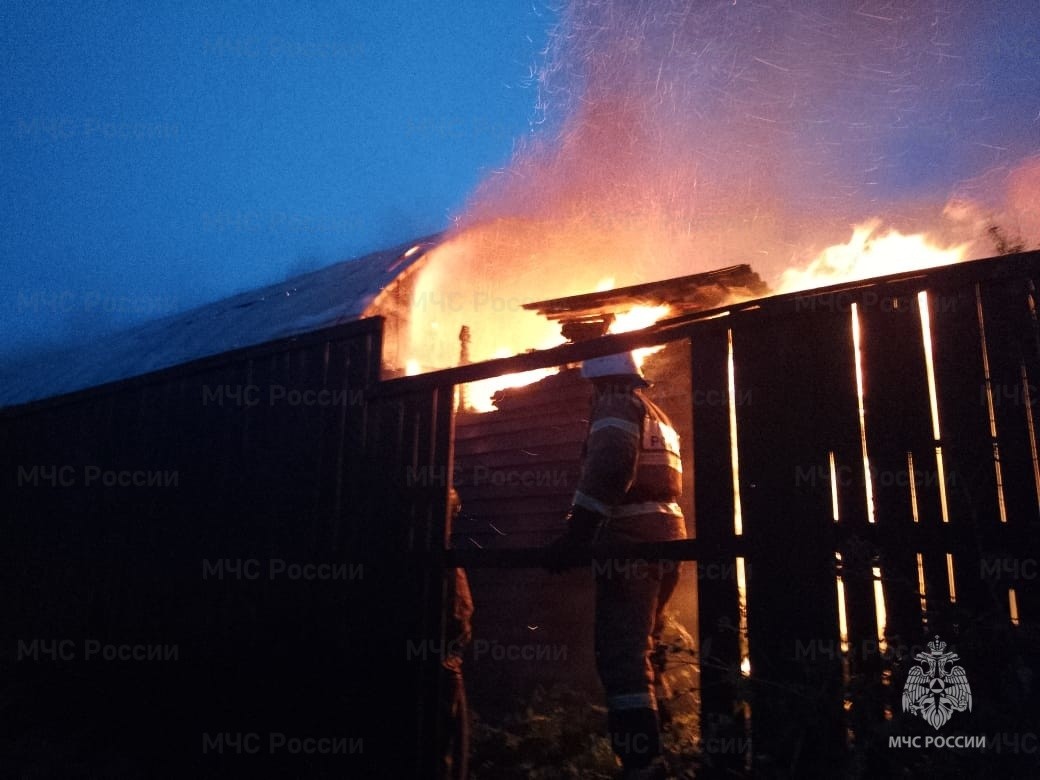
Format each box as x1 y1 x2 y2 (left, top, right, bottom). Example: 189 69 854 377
927 283 999 630
732 306 848 770
980 277 1040 529
858 290 934 708
690 327 745 764
978 276 1040 627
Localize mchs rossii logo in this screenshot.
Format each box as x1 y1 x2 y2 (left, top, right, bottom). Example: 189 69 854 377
901 635 973 731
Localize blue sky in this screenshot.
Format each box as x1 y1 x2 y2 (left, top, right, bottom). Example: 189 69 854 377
1 1 555 358
2 1 1038 361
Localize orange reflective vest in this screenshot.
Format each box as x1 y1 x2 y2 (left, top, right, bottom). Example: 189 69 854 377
572 388 685 544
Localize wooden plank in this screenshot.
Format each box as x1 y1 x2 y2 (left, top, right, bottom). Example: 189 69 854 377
925 282 997 627
378 321 696 398
979 276 1040 526
522 264 766 319
462 372 591 416
451 462 580 492
454 446 583 470
987 275 1040 626
451 422 591 455
857 292 933 662
453 412 587 441
452 444 584 470
975 276 1040 627
267 345 318 551
452 510 567 547
454 496 575 522
689 328 747 770
732 307 849 769
418 385 454 778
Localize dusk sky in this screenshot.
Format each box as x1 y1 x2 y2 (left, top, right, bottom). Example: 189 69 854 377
2 1 556 359
3 1 1038 364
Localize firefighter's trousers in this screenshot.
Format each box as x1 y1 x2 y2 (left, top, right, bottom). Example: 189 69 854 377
595 558 682 714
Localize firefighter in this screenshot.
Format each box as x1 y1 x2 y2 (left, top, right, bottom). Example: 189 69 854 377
545 351 685 779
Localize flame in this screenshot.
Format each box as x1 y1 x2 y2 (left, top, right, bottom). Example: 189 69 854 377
403 223 583 373
398 218 976 403
776 220 969 295
607 304 670 368
464 357 560 414
458 305 670 413
382 1 1039 392
400 224 683 412
609 305 670 333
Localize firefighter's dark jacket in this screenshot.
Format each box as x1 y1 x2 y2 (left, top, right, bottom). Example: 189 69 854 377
572 386 685 543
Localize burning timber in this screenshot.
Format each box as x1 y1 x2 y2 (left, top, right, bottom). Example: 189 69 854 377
522 264 768 341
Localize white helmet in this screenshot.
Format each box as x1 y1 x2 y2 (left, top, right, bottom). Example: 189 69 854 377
580 352 648 385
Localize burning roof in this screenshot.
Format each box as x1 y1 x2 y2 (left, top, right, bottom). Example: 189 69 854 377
523 264 769 341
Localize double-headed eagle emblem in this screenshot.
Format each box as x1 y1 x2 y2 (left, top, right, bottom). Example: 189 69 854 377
901 635 973 730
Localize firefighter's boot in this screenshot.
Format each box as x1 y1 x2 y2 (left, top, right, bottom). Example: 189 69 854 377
608 707 663 776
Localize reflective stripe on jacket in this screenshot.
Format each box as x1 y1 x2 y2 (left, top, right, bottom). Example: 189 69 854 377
573 388 685 544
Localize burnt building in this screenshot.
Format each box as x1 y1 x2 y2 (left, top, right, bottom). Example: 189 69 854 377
451 267 767 716
3 237 1039 777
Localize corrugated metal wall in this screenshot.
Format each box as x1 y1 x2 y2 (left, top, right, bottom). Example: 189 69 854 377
1 318 438 778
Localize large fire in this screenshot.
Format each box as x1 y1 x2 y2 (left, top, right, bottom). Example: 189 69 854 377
379 4 1038 763
451 297 670 413
399 210 1021 412
456 306 671 413
400 215 979 399
388 0 1038 410
403 217 693 411
774 220 969 295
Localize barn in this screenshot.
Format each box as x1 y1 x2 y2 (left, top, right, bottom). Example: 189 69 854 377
3 236 1039 776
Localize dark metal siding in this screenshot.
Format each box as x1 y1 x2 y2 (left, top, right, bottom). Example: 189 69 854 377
0 319 432 778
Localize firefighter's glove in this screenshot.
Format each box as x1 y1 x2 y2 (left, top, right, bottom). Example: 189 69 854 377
543 505 602 574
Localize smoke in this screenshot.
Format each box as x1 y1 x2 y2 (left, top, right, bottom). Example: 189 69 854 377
1006 156 1040 247
402 0 1039 370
